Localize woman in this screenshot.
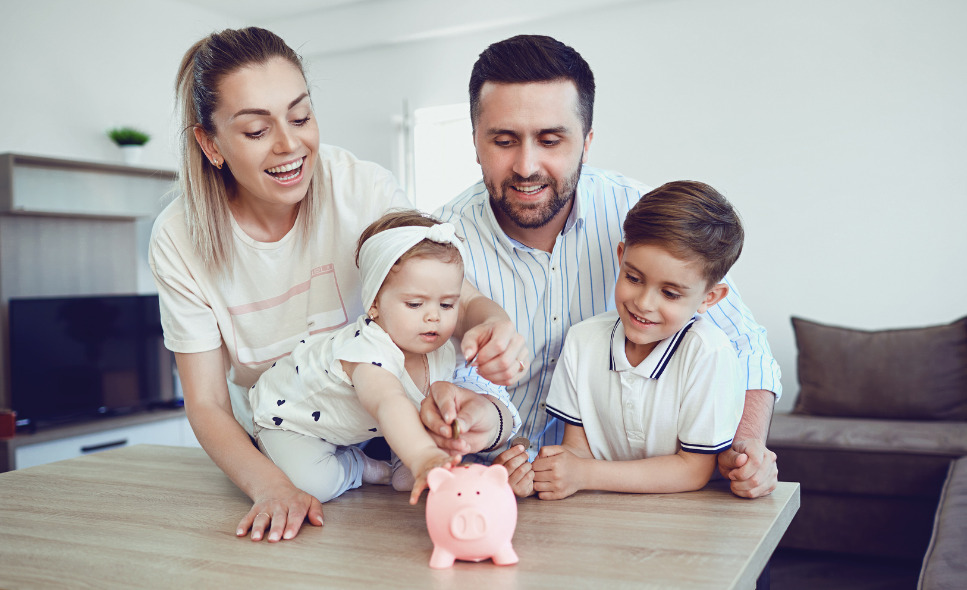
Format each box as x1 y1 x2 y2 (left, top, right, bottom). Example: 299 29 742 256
150 27 524 543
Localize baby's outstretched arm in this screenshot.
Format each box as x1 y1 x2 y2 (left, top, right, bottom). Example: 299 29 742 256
345 361 462 504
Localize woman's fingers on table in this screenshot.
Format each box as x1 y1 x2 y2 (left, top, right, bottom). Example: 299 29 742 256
238 494 325 542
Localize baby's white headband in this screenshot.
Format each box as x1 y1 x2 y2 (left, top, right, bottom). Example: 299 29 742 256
359 222 467 312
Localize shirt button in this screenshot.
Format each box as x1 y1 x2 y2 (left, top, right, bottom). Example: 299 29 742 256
549 358 556 364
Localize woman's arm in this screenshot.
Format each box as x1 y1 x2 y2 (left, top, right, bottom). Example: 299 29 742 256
346 362 460 504
175 350 323 542
533 425 717 500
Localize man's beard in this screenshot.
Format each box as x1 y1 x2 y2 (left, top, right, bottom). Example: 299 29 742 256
487 161 583 230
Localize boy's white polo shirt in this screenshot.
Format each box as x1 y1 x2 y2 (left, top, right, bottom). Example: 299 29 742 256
545 311 744 462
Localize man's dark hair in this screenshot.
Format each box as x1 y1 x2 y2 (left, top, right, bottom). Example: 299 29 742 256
469 35 595 136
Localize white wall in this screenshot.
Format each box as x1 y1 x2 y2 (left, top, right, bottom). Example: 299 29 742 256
0 0 241 169
2 0 965 412
270 0 967 412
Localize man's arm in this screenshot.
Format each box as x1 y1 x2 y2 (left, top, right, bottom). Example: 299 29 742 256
718 389 778 498
704 275 780 498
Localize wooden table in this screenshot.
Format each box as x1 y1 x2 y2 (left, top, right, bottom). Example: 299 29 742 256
0 445 798 589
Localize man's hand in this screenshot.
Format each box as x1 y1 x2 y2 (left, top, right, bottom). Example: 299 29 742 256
718 439 777 498
532 445 585 501
420 382 501 455
492 443 534 497
461 319 528 386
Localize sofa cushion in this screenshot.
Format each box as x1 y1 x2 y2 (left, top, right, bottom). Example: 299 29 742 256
769 413 967 457
792 316 967 420
919 457 967 589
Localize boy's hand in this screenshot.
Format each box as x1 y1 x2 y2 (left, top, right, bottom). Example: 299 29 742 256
532 445 584 500
492 443 534 497
409 452 462 505
718 439 777 498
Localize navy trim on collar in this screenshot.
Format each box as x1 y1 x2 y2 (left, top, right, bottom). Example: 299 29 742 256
609 316 698 379
651 318 696 379
608 318 622 371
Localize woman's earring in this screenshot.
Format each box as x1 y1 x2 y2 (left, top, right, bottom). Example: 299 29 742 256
212 158 223 170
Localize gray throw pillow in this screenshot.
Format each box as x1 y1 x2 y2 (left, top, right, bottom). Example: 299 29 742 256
792 316 967 420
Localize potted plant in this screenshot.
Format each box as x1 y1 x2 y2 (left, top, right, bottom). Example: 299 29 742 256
107 127 151 165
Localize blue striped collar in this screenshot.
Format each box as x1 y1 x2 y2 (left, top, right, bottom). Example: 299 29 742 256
609 315 699 379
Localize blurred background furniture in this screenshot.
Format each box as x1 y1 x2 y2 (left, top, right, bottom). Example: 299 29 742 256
767 316 967 587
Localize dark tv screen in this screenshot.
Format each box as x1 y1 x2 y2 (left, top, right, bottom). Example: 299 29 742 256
8 294 178 430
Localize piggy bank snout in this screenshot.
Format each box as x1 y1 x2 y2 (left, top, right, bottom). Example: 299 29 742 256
450 508 488 541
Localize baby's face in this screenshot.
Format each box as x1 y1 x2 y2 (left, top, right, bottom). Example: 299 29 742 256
371 256 463 357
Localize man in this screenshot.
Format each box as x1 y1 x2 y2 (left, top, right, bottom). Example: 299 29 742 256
424 34 780 498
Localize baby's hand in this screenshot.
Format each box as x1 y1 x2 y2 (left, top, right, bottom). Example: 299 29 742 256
409 453 462 505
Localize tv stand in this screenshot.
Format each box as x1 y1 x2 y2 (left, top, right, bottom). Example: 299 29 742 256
0 407 198 472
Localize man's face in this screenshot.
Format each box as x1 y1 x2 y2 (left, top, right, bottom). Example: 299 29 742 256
473 80 592 232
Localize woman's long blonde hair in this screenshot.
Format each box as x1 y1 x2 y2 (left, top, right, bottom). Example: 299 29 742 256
174 27 322 274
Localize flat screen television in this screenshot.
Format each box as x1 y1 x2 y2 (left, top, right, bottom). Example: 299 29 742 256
8 294 180 430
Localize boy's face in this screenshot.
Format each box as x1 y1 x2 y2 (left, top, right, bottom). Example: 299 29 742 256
370 256 463 359
614 242 727 365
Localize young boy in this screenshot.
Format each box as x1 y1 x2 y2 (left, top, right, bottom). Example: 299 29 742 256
529 180 746 499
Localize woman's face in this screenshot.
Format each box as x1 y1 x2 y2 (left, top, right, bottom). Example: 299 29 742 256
200 56 319 209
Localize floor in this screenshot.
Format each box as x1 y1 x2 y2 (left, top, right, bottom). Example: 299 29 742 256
766 547 923 589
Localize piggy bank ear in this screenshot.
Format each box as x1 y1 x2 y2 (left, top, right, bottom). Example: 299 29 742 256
427 467 455 490
484 463 510 485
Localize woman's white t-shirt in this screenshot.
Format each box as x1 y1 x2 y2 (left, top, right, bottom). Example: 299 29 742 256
149 144 410 434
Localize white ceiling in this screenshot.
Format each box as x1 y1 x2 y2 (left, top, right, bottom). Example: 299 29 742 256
176 0 638 57
182 0 371 21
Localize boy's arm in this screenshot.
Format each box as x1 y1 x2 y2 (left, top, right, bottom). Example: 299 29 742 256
344 361 460 504
533 424 717 500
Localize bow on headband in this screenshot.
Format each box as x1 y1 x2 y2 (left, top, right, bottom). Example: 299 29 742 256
358 222 467 312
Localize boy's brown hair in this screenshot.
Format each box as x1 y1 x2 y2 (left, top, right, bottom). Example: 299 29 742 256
354 209 463 269
623 181 744 288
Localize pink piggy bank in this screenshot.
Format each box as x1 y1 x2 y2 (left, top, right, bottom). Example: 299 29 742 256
425 463 519 569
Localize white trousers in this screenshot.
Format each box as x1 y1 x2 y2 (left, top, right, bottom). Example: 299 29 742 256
255 426 366 503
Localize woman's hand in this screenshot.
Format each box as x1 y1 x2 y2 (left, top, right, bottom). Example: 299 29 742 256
420 382 504 455
236 484 325 542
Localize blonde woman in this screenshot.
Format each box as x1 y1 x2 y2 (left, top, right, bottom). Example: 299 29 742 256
150 27 525 543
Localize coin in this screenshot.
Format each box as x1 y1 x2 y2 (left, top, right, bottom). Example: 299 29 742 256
451 418 461 440
511 436 530 450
